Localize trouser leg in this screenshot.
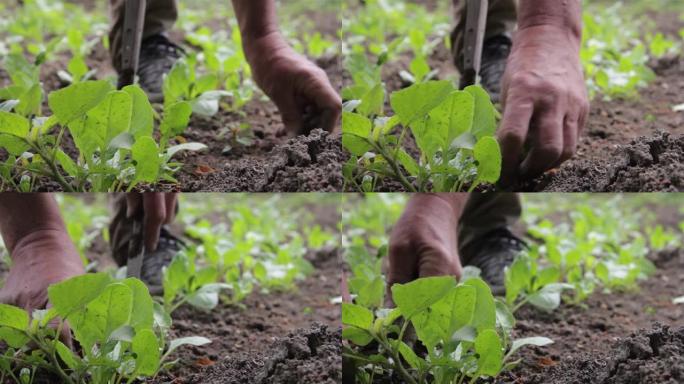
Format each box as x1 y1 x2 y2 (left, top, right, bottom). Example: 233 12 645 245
458 193 522 262
108 0 179 72
451 0 518 72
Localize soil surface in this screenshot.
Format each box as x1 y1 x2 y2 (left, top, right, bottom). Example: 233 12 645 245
499 204 684 384
342 2 684 192
0 1 342 192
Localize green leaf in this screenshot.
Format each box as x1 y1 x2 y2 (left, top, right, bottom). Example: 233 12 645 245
342 303 373 330
0 304 29 330
160 101 192 137
186 283 230 311
123 85 154 139
410 285 475 349
132 329 160 376
397 149 420 176
166 142 208 158
342 327 374 346
474 328 503 376
0 135 30 155
473 136 502 184
465 85 498 139
527 283 573 311
131 136 161 184
398 340 424 370
56 341 80 369
427 91 474 147
48 80 112 124
0 111 30 137
0 328 29 348
391 276 456 319
164 336 211 359
507 336 553 360
390 80 454 126
70 282 133 351
56 150 78 177
342 112 373 156
48 273 113 317
494 298 515 331
357 83 385 117
504 257 530 305
121 278 154 332
463 278 496 331
15 84 42 117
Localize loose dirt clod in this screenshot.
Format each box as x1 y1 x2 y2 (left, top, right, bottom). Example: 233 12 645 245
539 132 684 192
191 324 341 384
533 324 684 384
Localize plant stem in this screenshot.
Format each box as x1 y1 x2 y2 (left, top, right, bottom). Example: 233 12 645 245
372 142 417 192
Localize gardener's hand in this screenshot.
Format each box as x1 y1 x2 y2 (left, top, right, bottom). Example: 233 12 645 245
498 2 589 186
125 193 178 251
0 229 84 348
386 194 465 307
243 32 341 136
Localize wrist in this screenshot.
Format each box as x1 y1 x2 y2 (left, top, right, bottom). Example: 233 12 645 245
11 228 82 270
242 30 288 67
517 0 582 43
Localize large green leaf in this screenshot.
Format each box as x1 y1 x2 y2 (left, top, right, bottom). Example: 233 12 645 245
342 112 373 156
132 329 160 376
390 81 454 126
463 278 496 331
123 85 154 139
131 136 161 183
160 101 192 137
475 328 503 376
465 85 498 139
48 273 113 317
48 81 112 124
0 304 29 330
0 111 30 137
342 303 373 330
410 285 475 349
391 276 456 319
473 136 502 184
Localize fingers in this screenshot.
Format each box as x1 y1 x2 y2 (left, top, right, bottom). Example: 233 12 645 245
519 110 565 179
164 193 178 224
498 90 534 186
141 193 166 252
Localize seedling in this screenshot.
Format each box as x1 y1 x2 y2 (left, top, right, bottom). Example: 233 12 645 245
0 273 210 384
343 276 553 384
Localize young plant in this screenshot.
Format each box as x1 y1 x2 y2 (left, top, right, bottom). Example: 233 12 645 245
0 273 210 384
343 276 552 384
162 55 231 119
343 78 502 192
504 252 574 313
0 80 207 192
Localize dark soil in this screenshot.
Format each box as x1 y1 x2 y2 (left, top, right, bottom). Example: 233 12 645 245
0 2 342 192
150 246 342 383
191 323 341 384
499 205 684 384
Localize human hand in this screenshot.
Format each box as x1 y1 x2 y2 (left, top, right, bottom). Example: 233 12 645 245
386 195 464 307
125 193 178 251
0 229 84 348
498 25 590 186
243 32 341 136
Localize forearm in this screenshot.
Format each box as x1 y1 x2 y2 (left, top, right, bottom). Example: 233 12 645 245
0 194 68 254
517 0 582 42
409 194 468 220
231 0 280 44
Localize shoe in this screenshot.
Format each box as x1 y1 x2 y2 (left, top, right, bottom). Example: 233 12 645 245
460 227 525 296
139 227 184 295
459 34 512 104
118 34 184 103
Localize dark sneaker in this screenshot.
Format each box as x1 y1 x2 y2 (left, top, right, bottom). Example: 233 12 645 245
460 228 525 296
459 34 512 104
139 227 184 295
118 34 184 103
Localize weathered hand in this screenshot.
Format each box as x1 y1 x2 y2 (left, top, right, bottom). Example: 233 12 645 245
498 25 589 185
125 193 178 251
0 229 84 347
244 32 341 136
386 195 463 307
